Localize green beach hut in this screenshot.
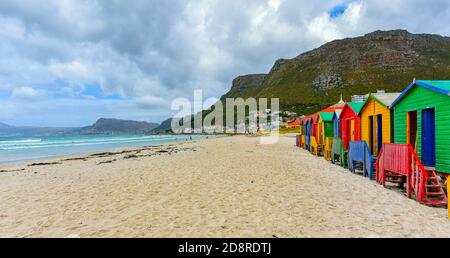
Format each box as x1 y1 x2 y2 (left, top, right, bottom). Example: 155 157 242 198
391 80 450 174
318 112 334 145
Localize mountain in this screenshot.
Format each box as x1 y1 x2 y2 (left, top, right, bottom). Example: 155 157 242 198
0 122 13 130
77 118 159 135
0 118 159 137
220 30 450 115
151 118 174 133
0 125 78 137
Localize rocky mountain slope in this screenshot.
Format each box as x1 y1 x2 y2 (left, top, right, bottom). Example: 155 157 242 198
220 30 450 114
76 118 159 135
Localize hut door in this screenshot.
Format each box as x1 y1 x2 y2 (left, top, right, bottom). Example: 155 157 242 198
318 123 323 144
421 108 436 167
350 119 355 141
369 116 374 154
407 111 418 151
377 114 383 154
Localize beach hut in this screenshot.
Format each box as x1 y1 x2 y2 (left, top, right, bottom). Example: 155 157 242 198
310 113 321 155
318 112 335 145
298 117 307 148
391 80 450 176
311 113 319 140
329 110 344 165
288 119 301 129
359 92 401 156
333 110 342 138
339 102 364 150
317 112 334 159
299 118 307 149
305 117 312 151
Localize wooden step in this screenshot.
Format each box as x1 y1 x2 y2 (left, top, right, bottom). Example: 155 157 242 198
425 185 443 189
424 191 446 197
422 199 447 207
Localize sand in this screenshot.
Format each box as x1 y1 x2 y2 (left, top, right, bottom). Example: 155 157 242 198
0 135 449 238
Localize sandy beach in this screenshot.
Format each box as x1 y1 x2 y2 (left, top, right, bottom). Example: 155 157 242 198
0 135 449 238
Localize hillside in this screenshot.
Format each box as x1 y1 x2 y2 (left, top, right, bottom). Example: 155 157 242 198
0 125 77 137
221 30 450 115
0 119 159 136
78 118 159 135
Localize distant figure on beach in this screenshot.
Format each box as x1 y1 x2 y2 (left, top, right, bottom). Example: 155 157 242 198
190 136 192 141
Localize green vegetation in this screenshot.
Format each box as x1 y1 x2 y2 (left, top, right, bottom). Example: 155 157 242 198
220 30 450 116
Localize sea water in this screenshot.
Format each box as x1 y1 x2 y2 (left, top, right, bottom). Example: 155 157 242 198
0 134 216 163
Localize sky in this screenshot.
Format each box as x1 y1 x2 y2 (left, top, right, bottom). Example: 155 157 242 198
0 0 450 127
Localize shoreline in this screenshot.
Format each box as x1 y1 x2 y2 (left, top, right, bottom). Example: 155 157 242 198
0 136 217 172
0 135 449 237
0 134 223 168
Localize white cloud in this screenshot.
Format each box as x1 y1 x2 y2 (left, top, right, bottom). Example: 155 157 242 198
0 0 449 126
11 86 45 100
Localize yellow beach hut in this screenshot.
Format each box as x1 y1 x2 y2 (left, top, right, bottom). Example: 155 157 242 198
317 112 334 160
360 92 401 156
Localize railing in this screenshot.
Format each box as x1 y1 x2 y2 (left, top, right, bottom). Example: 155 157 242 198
310 136 319 156
348 141 375 179
376 143 429 203
331 137 346 167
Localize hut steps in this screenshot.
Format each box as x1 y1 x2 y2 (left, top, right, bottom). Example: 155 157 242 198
422 169 447 207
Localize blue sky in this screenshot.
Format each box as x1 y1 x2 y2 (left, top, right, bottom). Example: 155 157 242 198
329 5 348 18
0 0 450 127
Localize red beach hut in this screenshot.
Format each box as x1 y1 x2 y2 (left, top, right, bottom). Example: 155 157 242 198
311 113 319 140
339 102 364 150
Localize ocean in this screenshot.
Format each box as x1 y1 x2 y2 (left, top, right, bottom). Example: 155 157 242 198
0 134 215 163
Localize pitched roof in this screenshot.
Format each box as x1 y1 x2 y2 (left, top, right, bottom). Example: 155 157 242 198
370 92 401 107
419 80 450 93
311 113 319 122
320 105 344 113
346 102 365 115
391 80 450 107
319 112 334 122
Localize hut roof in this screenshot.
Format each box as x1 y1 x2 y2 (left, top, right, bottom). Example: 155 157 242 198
346 102 365 115
288 120 301 127
391 80 450 107
369 92 401 108
319 112 334 122
320 105 344 113
311 113 319 122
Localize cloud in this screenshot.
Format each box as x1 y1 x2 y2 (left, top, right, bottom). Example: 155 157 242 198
11 86 45 100
136 95 167 109
0 0 449 126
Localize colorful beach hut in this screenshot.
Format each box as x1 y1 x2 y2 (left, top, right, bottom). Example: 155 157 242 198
305 117 312 151
309 113 320 155
330 110 347 166
317 112 334 159
300 117 307 149
391 80 450 175
339 102 364 150
359 92 401 156
333 110 342 138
